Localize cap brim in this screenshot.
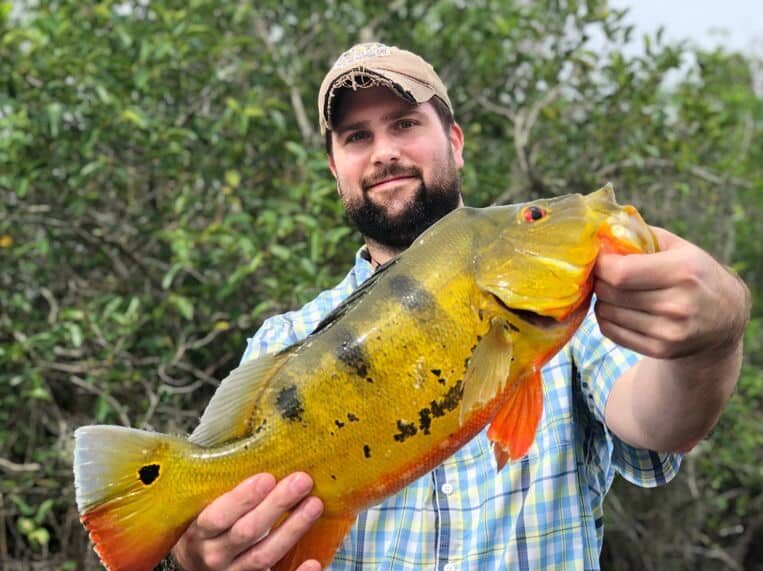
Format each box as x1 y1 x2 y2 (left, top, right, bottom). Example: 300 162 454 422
321 68 438 133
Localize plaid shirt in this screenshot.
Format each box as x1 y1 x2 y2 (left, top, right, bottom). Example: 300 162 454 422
242 248 681 571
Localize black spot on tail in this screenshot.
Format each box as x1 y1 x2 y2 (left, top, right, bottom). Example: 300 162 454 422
363 444 371 458
388 275 436 313
334 327 371 378
276 385 304 422
138 464 160 485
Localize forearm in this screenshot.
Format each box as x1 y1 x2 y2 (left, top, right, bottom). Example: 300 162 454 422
606 341 743 452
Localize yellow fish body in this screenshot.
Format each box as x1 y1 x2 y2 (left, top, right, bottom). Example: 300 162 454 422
73 185 657 571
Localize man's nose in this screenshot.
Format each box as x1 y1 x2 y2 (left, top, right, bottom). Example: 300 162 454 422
370 133 400 165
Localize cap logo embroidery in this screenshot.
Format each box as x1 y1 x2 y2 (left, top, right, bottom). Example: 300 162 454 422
333 43 392 69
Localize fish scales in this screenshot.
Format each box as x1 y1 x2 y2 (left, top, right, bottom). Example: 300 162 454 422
245 210 490 512
72 186 659 571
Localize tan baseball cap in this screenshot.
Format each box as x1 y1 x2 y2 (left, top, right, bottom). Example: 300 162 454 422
318 42 454 134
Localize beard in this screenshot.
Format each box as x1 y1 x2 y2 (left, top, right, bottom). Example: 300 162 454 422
339 152 462 249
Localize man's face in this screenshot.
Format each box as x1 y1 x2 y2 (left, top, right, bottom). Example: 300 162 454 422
328 86 465 249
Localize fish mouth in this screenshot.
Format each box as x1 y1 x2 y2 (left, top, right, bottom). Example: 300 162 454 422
505 307 559 328
490 288 592 329
490 294 573 329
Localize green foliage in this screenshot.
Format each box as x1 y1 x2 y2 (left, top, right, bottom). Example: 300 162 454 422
0 1 761 568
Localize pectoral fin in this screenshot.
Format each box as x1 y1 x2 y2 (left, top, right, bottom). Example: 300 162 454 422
272 514 355 571
460 317 514 425
487 368 543 470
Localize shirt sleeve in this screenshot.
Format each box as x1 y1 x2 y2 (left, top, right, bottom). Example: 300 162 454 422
569 301 682 488
239 289 338 364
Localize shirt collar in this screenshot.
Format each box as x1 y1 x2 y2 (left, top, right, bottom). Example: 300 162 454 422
353 245 375 284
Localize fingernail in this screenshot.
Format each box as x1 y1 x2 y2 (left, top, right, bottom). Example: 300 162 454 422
303 497 323 519
253 473 275 495
289 472 312 495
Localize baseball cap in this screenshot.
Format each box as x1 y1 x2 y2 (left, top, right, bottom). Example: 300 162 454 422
318 42 454 134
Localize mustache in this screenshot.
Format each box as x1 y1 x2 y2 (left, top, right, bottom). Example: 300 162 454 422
362 164 422 191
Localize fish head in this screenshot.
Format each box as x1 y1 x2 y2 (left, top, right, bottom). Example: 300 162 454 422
475 183 658 322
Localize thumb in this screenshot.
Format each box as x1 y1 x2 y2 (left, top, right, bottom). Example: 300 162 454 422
648 225 685 252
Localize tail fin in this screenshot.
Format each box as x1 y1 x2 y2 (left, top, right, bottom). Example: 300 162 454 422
74 425 202 571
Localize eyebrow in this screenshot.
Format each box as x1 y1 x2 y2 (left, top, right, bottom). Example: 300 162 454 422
334 108 426 136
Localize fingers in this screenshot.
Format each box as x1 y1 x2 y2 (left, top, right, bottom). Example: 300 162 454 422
173 472 322 571
221 472 318 556
229 494 324 571
595 300 697 359
594 280 692 319
195 473 277 539
595 251 680 290
595 227 695 291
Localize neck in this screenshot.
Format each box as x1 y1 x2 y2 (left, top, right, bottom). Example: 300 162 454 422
364 237 405 269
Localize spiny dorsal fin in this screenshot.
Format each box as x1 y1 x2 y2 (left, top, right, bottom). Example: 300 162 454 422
189 350 291 447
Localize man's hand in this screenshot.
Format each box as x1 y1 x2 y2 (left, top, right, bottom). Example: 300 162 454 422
594 226 749 361
596 226 751 452
172 472 324 571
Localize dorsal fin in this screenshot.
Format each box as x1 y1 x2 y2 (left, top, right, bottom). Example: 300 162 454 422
188 350 291 447
311 257 399 335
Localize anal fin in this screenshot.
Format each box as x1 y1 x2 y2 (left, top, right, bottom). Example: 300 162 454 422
272 514 355 571
487 368 543 470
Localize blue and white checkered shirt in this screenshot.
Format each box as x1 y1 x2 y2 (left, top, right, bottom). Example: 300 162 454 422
241 247 681 570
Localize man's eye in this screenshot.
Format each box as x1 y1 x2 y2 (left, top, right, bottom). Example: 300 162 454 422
397 119 416 129
345 131 369 144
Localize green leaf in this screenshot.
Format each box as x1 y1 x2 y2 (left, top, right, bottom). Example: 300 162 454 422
46 103 62 137
269 244 291 261
28 527 50 547
285 141 306 160
17 517 35 535
66 323 83 348
34 499 55 525
224 170 241 189
120 108 148 129
27 387 50 401
10 495 34 517
162 262 184 289
169 294 194 320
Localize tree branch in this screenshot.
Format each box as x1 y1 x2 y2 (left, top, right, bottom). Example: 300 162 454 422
0 458 41 473
251 12 317 147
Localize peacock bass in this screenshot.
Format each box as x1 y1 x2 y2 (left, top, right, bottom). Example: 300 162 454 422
73 185 657 571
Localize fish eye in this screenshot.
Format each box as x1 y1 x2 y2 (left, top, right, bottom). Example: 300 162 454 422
522 206 547 222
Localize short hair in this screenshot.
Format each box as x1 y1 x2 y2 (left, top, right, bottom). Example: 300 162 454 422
324 91 455 155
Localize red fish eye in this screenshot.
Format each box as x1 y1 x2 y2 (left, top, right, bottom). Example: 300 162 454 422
523 206 546 222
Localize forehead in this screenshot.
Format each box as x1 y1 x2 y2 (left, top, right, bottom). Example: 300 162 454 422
331 86 426 128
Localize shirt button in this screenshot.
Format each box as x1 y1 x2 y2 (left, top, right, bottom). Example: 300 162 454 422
443 563 456 571
441 482 454 495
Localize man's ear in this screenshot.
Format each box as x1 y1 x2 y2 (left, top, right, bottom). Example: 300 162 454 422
449 122 465 169
328 152 338 179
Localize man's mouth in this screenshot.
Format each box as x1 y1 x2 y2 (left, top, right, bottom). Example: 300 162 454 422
366 176 418 191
